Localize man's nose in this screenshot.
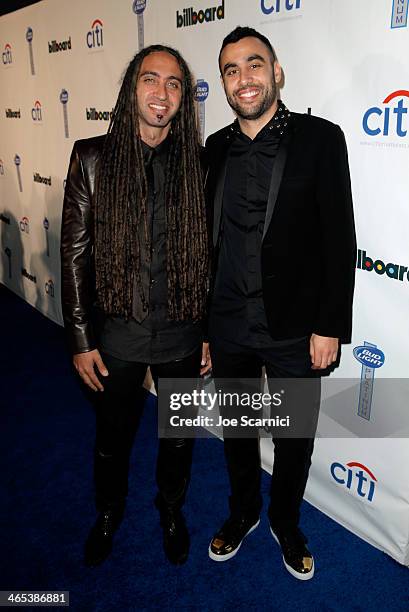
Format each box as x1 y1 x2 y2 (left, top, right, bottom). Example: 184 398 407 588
154 81 168 100
238 67 252 86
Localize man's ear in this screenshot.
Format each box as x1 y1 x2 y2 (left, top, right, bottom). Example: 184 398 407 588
273 61 282 84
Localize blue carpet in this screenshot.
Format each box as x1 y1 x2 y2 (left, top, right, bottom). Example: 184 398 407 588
1 284 408 611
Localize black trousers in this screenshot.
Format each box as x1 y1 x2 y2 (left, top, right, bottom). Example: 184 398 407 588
211 337 321 529
93 348 201 513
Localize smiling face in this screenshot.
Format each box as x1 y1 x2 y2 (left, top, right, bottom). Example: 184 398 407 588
220 36 281 121
136 51 183 135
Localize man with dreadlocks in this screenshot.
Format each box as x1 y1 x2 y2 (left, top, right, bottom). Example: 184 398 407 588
61 45 210 567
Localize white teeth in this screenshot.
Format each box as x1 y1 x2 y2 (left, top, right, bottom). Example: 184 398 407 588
149 104 167 110
239 90 258 99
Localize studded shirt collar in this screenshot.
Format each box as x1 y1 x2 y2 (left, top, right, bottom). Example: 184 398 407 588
230 100 291 141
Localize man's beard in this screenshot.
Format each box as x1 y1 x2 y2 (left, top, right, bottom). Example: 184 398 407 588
227 81 277 121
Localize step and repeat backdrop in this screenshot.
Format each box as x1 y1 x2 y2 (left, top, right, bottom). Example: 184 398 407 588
1 0 408 565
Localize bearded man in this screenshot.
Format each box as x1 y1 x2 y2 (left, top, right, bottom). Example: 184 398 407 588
61 45 210 567
205 27 356 579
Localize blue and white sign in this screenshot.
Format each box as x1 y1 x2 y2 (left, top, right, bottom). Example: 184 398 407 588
353 342 385 420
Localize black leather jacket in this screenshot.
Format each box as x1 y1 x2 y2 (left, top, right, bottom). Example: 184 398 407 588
60 135 209 355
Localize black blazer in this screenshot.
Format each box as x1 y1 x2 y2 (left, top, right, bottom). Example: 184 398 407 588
205 112 357 343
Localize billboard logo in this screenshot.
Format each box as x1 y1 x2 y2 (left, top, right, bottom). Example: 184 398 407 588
133 0 147 51
14 154 23 192
43 217 50 256
5 247 12 278
19 216 30 234
31 100 42 121
177 1 225 27
22 267 37 283
354 341 385 421
363 90 409 137
194 79 209 144
26 27 35 75
330 461 377 502
60 89 70 138
5 108 21 118
87 19 104 49
86 107 113 121
45 279 55 297
48 36 72 54
357 249 409 282
391 0 408 28
0 159 4 175
2 43 12 64
261 0 301 14
34 173 51 186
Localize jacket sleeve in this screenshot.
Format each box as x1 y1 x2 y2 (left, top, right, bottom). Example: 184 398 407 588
314 125 357 343
60 142 97 354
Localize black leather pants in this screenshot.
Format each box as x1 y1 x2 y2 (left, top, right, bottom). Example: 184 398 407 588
93 348 201 513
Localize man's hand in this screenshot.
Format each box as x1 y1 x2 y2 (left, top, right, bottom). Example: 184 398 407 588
310 334 339 370
200 342 212 376
73 349 109 391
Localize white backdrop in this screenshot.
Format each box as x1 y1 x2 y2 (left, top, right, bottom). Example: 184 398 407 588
1 0 408 565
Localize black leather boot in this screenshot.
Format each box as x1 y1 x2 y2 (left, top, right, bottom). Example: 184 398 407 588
84 507 124 567
158 506 190 565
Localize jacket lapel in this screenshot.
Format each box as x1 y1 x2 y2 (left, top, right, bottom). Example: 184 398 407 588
212 156 228 246
262 127 293 242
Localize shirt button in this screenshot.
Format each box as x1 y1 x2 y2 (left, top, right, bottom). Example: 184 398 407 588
150 279 156 286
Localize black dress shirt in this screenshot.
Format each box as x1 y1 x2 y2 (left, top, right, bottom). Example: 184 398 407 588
210 103 304 348
99 135 202 363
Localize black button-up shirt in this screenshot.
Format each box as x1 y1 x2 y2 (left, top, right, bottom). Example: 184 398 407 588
99 135 202 363
210 103 302 348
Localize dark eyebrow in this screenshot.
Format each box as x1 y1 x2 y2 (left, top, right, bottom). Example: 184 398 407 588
222 62 237 75
139 70 182 83
247 54 266 64
222 54 266 75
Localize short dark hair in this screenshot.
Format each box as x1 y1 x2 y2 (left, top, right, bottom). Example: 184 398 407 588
218 26 277 72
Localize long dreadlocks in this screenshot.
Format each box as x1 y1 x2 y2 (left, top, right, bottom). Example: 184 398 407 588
94 45 208 321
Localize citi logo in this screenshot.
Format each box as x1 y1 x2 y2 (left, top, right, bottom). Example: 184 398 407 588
363 90 409 137
33 172 51 186
48 36 72 53
31 100 42 121
261 0 301 14
357 249 409 282
87 19 103 49
2 43 12 64
0 213 10 224
176 0 225 28
45 279 55 297
86 107 113 121
5 108 21 119
330 461 377 502
391 0 408 28
22 268 36 283
19 216 29 234
0 159 4 175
